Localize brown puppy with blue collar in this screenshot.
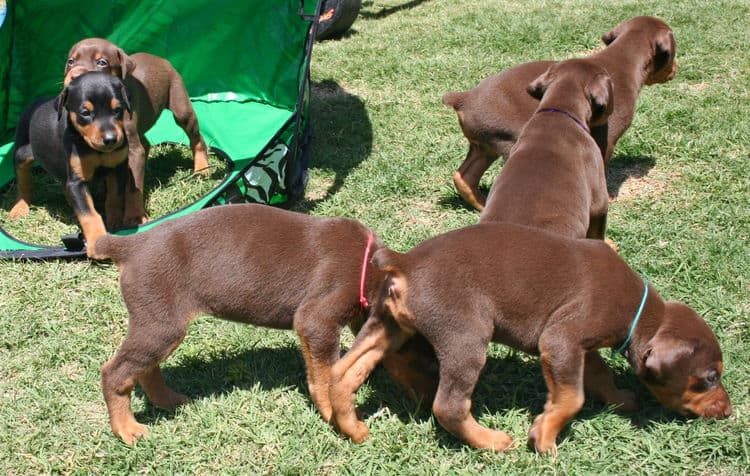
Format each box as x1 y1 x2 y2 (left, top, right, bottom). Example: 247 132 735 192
9 72 131 258
94 204 435 445
329 223 732 454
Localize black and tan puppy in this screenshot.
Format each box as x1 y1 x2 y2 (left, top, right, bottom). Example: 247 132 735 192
62 37 209 225
329 223 732 454
444 16 677 210
94 203 434 445
9 72 131 258
479 57 613 241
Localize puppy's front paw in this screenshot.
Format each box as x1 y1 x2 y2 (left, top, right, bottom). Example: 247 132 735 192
114 421 150 446
528 415 558 456
8 200 30 219
349 421 371 444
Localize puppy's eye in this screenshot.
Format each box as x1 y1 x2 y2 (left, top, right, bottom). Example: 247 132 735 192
66 58 75 66
96 58 109 67
79 109 92 118
113 107 123 116
706 371 720 384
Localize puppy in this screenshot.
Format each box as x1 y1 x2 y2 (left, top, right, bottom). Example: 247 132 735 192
329 223 732 454
94 203 432 445
479 58 612 242
9 72 131 258
64 37 210 225
444 16 677 210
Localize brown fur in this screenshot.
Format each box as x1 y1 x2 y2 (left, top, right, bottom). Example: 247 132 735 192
444 16 677 210
329 224 731 454
479 58 612 241
64 38 210 225
94 204 425 445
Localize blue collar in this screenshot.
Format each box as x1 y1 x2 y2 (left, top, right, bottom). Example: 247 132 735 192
613 279 649 357
537 108 588 132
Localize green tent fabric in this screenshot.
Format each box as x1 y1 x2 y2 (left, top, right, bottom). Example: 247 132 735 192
0 0 318 258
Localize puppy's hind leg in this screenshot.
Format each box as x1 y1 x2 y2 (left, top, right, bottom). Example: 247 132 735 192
431 339 512 452
329 315 409 443
167 76 209 176
9 145 34 219
101 307 189 445
293 296 350 423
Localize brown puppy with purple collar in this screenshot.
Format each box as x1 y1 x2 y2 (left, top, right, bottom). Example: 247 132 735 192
329 223 732 454
444 16 677 210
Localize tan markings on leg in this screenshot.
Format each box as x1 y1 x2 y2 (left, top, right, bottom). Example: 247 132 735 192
138 366 189 410
192 138 210 176
529 382 584 456
584 351 638 412
298 334 333 422
77 205 107 259
330 322 401 443
9 154 34 219
101 361 149 445
454 143 493 211
433 397 512 452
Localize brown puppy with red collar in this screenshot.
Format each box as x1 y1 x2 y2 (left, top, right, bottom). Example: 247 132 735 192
93 204 434 445
444 16 677 210
62 38 209 225
329 223 732 454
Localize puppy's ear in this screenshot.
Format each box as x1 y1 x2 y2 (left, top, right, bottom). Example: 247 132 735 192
641 338 693 383
587 73 614 125
116 48 136 80
653 29 676 72
601 22 624 45
56 88 70 121
372 248 403 273
117 81 132 115
527 70 553 100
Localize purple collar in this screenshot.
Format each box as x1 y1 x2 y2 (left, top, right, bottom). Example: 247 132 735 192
537 108 588 132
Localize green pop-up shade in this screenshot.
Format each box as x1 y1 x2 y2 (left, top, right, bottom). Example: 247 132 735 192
0 0 318 258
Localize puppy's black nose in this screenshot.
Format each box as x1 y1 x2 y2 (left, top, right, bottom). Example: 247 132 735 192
102 132 117 146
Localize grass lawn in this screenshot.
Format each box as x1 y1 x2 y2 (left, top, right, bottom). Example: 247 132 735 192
1 0 748 473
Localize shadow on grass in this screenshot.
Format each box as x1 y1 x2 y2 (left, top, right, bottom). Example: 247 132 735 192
360 0 432 20
606 154 656 199
437 154 657 212
293 80 372 212
133 341 684 450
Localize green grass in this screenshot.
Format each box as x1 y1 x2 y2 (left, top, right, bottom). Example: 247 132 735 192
1 0 749 473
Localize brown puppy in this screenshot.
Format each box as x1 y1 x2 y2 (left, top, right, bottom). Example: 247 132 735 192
444 16 677 210
94 203 431 445
479 57 612 242
387 58 614 406
329 223 732 454
64 38 209 225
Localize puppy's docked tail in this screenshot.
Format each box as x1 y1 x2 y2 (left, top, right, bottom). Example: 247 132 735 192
442 91 468 111
93 233 138 266
372 248 415 329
